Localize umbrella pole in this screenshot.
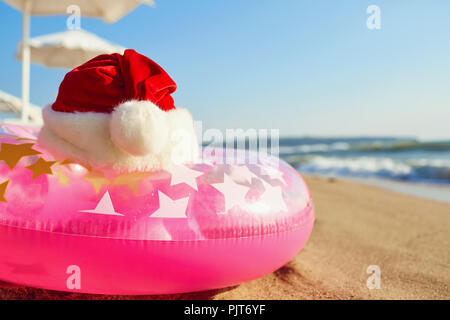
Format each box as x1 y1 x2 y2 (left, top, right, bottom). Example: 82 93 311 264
21 0 31 123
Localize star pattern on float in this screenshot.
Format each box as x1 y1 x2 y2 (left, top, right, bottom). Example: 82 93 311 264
80 191 124 216
0 133 290 219
54 168 70 186
259 180 288 213
150 191 189 218
0 143 41 169
83 171 112 193
212 173 250 214
83 170 153 194
111 171 154 194
169 164 203 191
230 165 260 184
25 157 57 179
59 159 75 166
0 141 56 200
258 164 286 185
0 180 10 203
16 137 36 142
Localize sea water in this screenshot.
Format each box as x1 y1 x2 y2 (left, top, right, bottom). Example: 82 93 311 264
278 137 450 203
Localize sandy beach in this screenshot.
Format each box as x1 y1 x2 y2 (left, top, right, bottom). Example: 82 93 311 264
0 175 449 300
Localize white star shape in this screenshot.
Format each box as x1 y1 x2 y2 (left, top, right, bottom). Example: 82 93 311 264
168 164 203 191
149 191 189 219
258 164 286 185
230 165 260 184
259 180 288 213
212 174 250 214
80 191 123 216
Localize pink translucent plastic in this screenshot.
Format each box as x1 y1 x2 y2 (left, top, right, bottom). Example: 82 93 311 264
0 125 314 295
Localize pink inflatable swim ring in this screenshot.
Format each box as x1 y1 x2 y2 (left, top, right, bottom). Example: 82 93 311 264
0 124 314 295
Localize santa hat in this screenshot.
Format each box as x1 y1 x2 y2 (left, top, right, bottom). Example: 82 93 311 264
38 49 199 173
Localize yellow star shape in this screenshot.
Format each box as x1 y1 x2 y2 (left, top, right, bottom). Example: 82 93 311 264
16 137 36 142
0 143 41 170
26 157 56 179
59 159 75 166
54 168 70 186
83 171 154 194
83 171 113 193
0 180 9 202
111 172 153 194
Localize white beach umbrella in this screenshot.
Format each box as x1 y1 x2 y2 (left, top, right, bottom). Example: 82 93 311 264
4 0 154 22
0 90 42 124
17 29 126 69
3 0 154 122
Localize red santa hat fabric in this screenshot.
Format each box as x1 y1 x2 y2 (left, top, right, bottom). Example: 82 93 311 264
52 49 177 113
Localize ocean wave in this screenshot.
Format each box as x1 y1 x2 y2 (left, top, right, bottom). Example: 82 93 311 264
279 142 350 155
288 156 450 183
351 141 450 152
278 140 450 156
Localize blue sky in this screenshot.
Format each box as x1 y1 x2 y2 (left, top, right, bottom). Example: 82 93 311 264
0 0 449 140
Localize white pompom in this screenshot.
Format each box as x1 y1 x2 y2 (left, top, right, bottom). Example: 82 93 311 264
110 100 169 156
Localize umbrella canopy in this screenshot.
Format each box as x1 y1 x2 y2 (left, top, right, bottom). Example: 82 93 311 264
16 29 126 69
0 90 42 124
4 0 154 23
3 0 153 123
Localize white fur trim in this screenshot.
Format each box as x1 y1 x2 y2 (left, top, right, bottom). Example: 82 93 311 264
110 101 169 156
38 101 199 173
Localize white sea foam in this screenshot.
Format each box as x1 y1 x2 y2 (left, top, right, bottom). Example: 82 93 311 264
295 156 450 183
